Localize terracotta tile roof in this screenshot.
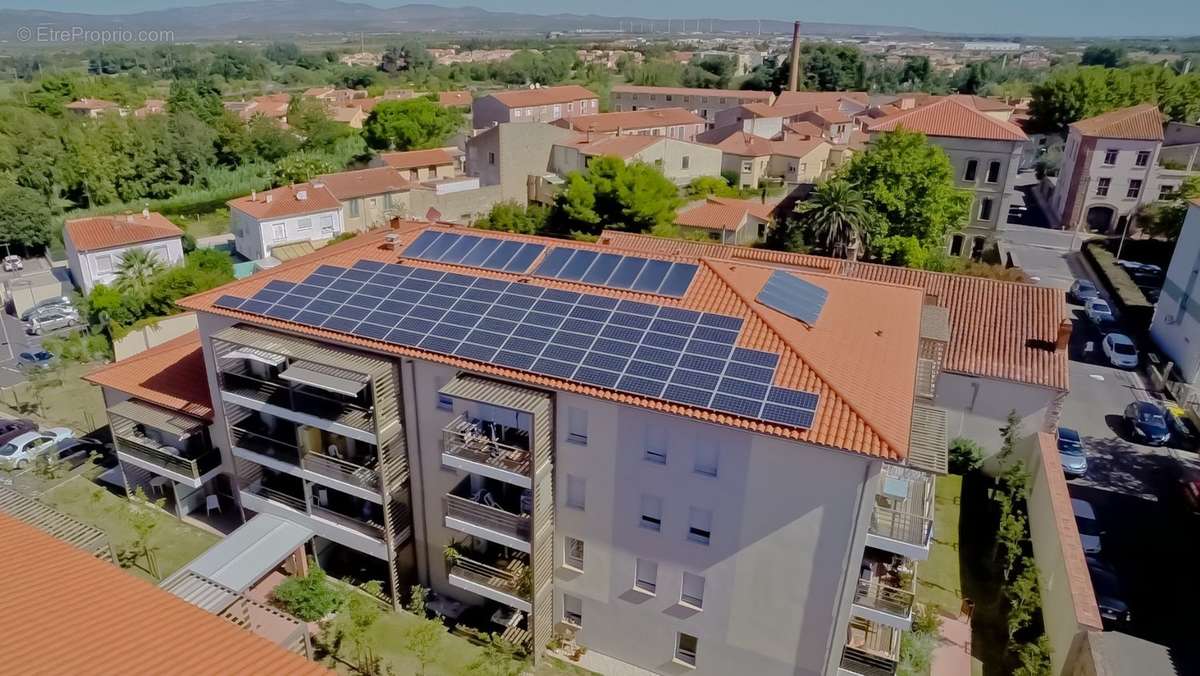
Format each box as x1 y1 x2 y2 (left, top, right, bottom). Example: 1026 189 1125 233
598 230 1069 391
867 96 1028 142
64 212 183 252
1069 104 1164 141
566 134 663 158
438 90 472 107
85 329 214 421
770 135 830 159
0 513 327 675
556 108 705 133
785 120 829 139
798 107 851 125
342 97 380 112
487 85 597 108
677 197 778 231
911 93 1013 113
227 183 341 220
613 85 772 101
316 167 411 200
180 224 927 461
65 98 119 110
329 106 366 124
773 91 868 108
698 127 776 156
375 148 457 170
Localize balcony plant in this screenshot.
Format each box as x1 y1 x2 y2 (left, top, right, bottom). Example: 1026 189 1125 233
515 564 533 598
443 543 462 567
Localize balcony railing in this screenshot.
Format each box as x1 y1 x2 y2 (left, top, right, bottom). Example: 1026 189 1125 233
312 504 384 541
303 450 380 492
450 555 530 601
870 464 935 547
242 480 307 513
869 508 933 547
115 434 220 481
220 367 374 433
441 415 531 477
840 647 897 676
445 493 531 543
854 579 915 620
230 426 302 466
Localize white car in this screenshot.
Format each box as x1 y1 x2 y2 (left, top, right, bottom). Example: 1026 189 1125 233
3 255 23 272
1085 299 1115 326
1102 333 1138 369
0 428 74 469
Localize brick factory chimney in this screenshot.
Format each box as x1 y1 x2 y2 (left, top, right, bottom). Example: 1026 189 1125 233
788 21 802 92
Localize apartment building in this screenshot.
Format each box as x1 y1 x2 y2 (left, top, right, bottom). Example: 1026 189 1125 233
715 102 854 145
472 85 599 129
552 108 707 142
611 85 773 127
550 135 723 186
866 96 1028 258
64 210 186 293
227 183 345 261
1151 200 1200 385
178 223 952 675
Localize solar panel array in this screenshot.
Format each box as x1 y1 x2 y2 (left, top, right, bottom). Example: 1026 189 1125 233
215 260 821 429
533 247 699 298
403 230 546 274
756 270 829 326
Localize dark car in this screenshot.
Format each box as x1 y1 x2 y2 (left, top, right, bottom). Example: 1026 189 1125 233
1123 401 1172 446
1086 556 1131 626
52 437 115 469
1069 279 1101 304
0 418 36 447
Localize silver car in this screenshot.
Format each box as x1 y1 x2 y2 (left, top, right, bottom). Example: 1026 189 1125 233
26 309 79 335
20 296 72 322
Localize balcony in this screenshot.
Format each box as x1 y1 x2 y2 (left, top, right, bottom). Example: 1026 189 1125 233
444 477 531 553
108 403 219 488
852 548 916 629
310 484 385 541
114 433 221 486
867 464 935 560
839 618 899 676
230 423 302 467
238 475 390 560
441 415 532 489
447 545 531 613
219 360 375 440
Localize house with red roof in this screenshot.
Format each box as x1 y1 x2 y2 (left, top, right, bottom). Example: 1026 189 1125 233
64 98 123 118
227 183 344 261
472 85 598 129
64 210 185 293
552 108 707 142
549 134 722 185
698 124 835 188
675 196 779 244
610 85 773 127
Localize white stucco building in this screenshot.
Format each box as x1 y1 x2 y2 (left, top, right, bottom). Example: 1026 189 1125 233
64 211 186 294
1151 201 1200 384
227 183 345 261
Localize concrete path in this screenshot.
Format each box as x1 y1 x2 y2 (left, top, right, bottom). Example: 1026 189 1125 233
931 613 973 676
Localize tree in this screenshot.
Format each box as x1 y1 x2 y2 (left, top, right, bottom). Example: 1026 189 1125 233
121 487 165 579
1014 634 1053 676
686 176 737 199
272 563 346 621
1006 559 1041 639
800 44 866 91
115 248 166 295
0 182 54 252
333 581 384 673
248 115 300 161
550 156 681 236
790 179 871 258
401 617 445 676
1028 65 1200 133
406 584 428 616
682 57 734 89
1081 45 1127 68
273 153 336 186
474 201 550 235
264 41 303 67
380 42 432 73
465 634 525 676
363 98 462 151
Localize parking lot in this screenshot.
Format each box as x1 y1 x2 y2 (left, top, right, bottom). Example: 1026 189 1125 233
0 259 75 388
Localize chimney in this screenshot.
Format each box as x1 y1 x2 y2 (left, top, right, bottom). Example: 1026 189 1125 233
1055 318 1072 352
265 193 274 204
141 207 150 219
251 190 257 201
296 190 308 201
788 21 802 92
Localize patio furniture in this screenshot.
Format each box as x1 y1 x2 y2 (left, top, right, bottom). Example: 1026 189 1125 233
149 476 170 496
206 494 221 516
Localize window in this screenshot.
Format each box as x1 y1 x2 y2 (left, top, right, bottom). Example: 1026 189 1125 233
567 102 574 112
94 254 114 274
741 160 752 173
437 393 453 411
567 406 588 444
681 155 690 170
319 214 336 234
384 193 395 210
688 507 712 545
665 94 673 102
565 537 584 570
1136 150 1151 167
978 198 994 221
949 233 965 257
986 160 1001 183
635 558 658 594
644 427 667 465
963 159 978 181
563 594 583 627
1160 184 1175 199
488 151 496 165
675 632 698 667
681 572 705 609
1127 179 1143 199
296 217 312 232
1096 177 1111 197
349 198 361 218
271 224 287 242
566 474 586 510
693 441 718 477
640 494 662 531
1103 148 1119 165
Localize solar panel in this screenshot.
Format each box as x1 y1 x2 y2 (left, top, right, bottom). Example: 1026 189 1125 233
756 270 828 326
461 238 501 267
533 248 698 297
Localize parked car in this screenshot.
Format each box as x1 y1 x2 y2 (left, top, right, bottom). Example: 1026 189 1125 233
1101 333 1139 369
1057 427 1088 477
1085 299 1116 326
26 308 79 335
1123 400 1172 446
17 351 55 369
1069 279 1100 304
1072 498 1103 554
1086 556 1131 626
3 255 23 272
0 428 74 469
19 296 72 321
0 418 36 447
52 437 114 469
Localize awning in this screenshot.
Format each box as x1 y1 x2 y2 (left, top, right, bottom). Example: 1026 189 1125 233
270 241 317 261
108 399 205 437
280 363 367 397
908 404 949 475
181 513 312 593
439 374 550 414
221 346 287 367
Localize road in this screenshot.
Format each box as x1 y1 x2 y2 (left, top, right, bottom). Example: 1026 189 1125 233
0 258 62 388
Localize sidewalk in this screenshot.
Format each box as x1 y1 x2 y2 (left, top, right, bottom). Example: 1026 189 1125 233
931 612 973 676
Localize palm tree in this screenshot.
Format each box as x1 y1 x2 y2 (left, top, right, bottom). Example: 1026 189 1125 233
114 249 165 294
792 179 871 259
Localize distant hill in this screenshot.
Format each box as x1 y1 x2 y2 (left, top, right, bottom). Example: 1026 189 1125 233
0 1 933 40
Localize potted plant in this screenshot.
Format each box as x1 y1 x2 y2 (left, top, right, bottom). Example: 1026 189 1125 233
443 543 462 567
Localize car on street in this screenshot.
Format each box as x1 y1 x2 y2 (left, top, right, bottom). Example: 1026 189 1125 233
1085 299 1116 326
26 308 79 335
3 255 23 272
1072 497 1103 554
1057 427 1088 477
19 296 73 321
0 418 36 447
1069 279 1100 304
0 428 74 469
1101 333 1139 369
1123 400 1172 446
17 351 55 369
1086 556 1131 626
1164 403 1199 451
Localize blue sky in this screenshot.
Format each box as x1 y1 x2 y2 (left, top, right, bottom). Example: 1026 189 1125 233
4 0 1198 37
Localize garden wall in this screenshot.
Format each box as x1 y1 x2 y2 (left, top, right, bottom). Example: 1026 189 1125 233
113 313 198 361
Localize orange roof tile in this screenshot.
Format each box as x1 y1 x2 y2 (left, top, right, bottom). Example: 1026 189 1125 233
179 224 927 461
698 125 828 158
488 85 597 108
64 212 183 252
0 513 328 675
566 134 663 158
556 108 705 133
317 167 412 200
677 197 778 231
375 148 457 171
438 90 472 107
867 97 1028 142
773 91 868 108
228 183 341 220
85 329 214 421
785 120 829 139
1069 104 1164 141
598 230 1069 391
613 85 772 101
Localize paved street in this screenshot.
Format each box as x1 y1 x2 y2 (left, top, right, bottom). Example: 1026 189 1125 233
0 259 62 388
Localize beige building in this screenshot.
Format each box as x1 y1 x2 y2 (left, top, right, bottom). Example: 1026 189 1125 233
549 135 723 186
317 167 413 232
472 85 599 130
466 122 577 204
552 108 707 143
611 86 773 127
698 125 835 188
675 197 778 244
369 148 462 182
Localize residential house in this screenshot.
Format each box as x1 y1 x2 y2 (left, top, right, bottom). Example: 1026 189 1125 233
134 99 166 118
549 135 723 185
64 98 122 118
698 125 834 187
611 85 773 128
438 90 473 109
675 197 778 244
773 91 869 116
472 85 598 129
178 222 953 675
224 94 291 124
867 96 1028 258
302 87 366 104
552 108 707 142
465 122 577 204
317 167 413 231
329 106 368 128
227 183 344 261
369 148 462 181
715 102 853 144
1150 200 1200 385
1161 122 1200 172
64 211 185 294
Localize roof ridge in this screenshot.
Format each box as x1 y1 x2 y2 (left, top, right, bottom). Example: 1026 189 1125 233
699 257 903 458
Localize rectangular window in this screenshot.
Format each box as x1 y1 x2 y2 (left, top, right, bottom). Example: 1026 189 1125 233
1135 150 1151 167
978 198 994 221
349 199 361 218
681 155 690 170
635 558 658 594
986 160 1001 183
94 254 113 274
384 193 395 210
563 594 583 627
1096 177 1111 196
675 633 698 667
963 159 978 181
1160 184 1175 198
319 214 336 234
271 224 287 242
296 217 312 232
640 495 662 531
688 507 712 545
437 393 453 411
488 151 496 165
565 536 584 570
694 441 718 477
1103 149 1119 165
665 94 673 102
644 427 667 464
1127 179 1143 199
741 160 752 172
567 406 588 444
566 474 586 510
681 572 705 609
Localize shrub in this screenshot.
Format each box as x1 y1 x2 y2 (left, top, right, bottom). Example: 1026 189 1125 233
1082 241 1154 331
896 630 937 676
912 603 943 635
949 437 984 474
1013 634 1053 676
42 331 111 363
272 563 345 621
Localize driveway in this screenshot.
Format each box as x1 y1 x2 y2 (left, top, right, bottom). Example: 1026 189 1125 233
1006 169 1052 228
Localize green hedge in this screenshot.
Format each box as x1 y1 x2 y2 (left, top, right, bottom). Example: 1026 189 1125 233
1081 240 1154 333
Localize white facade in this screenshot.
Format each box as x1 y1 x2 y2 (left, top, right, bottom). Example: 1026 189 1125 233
936 372 1061 451
1151 203 1200 384
66 236 184 294
230 206 344 261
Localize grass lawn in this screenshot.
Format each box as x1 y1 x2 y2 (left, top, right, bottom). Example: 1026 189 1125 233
918 473 964 613
0 361 108 434
179 207 232 239
39 475 219 583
